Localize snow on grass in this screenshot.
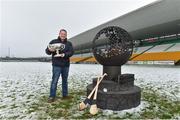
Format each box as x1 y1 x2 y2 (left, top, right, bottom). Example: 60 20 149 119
122 65 180 101
0 62 179 119
0 62 51 119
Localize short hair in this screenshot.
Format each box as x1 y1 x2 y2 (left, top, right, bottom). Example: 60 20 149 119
59 29 67 33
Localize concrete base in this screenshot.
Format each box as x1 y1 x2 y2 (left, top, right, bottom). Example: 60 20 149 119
86 74 141 111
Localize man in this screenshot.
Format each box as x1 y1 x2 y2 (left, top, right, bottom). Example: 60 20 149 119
45 29 74 103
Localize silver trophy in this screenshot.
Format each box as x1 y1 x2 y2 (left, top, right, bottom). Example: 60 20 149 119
48 43 65 57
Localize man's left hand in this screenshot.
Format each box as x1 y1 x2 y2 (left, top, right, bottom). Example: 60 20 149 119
59 53 65 57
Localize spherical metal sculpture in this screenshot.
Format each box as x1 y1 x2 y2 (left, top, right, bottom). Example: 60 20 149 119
87 26 141 111
92 26 133 66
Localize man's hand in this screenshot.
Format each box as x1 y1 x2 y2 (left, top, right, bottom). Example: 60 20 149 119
48 46 56 52
59 53 65 57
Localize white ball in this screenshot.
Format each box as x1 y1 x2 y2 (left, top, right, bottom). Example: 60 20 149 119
103 88 108 92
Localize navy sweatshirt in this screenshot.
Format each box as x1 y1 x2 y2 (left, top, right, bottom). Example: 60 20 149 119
45 37 74 67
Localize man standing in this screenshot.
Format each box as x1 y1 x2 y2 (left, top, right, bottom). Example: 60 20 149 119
45 29 74 103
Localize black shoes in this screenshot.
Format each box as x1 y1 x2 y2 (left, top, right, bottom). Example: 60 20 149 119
48 96 73 103
47 97 55 103
62 96 73 100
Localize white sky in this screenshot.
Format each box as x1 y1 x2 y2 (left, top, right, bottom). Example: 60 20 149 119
0 0 157 57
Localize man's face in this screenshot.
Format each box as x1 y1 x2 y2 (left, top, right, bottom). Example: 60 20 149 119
59 31 67 40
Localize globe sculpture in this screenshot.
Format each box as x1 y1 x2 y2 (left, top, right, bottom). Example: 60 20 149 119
87 26 141 110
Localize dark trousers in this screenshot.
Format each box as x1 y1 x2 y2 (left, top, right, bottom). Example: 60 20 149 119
49 66 69 98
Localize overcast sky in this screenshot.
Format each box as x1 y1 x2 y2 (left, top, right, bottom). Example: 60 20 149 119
0 0 157 57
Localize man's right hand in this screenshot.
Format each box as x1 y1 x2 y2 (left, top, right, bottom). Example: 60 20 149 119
48 46 56 52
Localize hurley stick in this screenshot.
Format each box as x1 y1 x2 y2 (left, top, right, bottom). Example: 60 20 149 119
89 75 100 115
79 73 107 111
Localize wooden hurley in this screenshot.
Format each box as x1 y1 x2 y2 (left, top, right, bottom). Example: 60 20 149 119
78 73 107 111
89 75 100 115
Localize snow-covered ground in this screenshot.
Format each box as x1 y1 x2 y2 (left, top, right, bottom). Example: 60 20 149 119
123 65 180 101
0 62 179 119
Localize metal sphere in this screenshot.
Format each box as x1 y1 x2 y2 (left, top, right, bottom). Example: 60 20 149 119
92 26 133 66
